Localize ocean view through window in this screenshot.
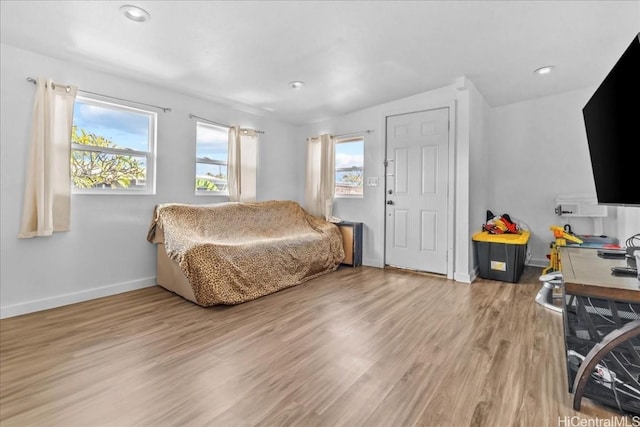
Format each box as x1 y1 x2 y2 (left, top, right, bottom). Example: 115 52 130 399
196 122 228 194
335 137 364 197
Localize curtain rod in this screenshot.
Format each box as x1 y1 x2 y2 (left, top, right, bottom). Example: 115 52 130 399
308 130 374 140
335 129 374 138
189 113 265 134
26 77 172 113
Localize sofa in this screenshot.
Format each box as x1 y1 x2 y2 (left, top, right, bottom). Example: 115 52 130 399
146 200 345 306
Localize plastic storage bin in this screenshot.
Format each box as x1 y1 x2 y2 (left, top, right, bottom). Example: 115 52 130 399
472 230 530 283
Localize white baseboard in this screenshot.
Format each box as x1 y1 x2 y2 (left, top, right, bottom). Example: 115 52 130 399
0 277 157 319
469 266 479 283
454 270 474 283
363 258 384 268
528 258 549 268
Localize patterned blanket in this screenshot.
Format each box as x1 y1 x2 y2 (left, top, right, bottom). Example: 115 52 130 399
147 200 345 306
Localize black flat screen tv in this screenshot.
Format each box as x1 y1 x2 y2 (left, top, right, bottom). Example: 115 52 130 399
582 32 640 207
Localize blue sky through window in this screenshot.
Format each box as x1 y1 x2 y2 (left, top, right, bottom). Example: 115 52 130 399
336 139 364 169
196 123 228 177
73 100 151 152
196 123 227 160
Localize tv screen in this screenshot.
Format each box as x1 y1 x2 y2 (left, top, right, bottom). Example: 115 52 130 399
582 33 640 206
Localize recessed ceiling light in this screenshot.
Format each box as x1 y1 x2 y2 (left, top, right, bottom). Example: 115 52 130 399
534 66 555 75
120 5 151 22
289 81 304 89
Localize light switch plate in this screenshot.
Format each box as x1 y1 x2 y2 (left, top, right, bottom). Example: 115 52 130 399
366 177 378 187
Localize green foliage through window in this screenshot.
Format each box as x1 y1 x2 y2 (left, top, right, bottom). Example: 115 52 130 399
71 126 146 189
70 96 155 193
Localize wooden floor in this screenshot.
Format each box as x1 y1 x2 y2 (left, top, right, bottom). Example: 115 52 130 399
0 266 631 426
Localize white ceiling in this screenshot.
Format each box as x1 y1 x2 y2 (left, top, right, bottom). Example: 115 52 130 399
1 1 639 125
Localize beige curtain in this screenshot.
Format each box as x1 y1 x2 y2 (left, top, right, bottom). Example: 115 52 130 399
227 126 258 202
18 77 77 238
227 126 241 202
304 133 335 219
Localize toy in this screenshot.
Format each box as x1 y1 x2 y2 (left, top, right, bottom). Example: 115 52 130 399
483 211 521 234
542 225 585 275
550 225 584 246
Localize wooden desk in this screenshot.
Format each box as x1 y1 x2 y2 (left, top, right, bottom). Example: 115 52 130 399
559 247 640 414
561 247 640 303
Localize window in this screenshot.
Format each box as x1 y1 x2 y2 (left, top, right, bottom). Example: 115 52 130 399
71 96 156 194
195 122 228 194
335 137 364 197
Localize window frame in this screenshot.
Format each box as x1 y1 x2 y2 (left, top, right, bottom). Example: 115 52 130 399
195 121 230 196
334 136 365 199
71 95 157 195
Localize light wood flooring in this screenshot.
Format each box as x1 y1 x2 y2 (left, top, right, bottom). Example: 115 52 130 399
0 266 632 426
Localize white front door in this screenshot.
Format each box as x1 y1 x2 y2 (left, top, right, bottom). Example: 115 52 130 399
385 108 450 274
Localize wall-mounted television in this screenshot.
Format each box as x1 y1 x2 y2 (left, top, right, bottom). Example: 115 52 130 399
582 32 640 207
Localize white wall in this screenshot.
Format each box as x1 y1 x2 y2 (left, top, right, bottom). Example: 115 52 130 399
467 81 492 276
6 44 634 318
297 78 477 281
0 44 299 318
487 87 630 266
617 207 640 247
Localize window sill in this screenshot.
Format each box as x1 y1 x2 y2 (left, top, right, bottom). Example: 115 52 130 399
195 191 229 197
335 194 364 199
72 189 155 195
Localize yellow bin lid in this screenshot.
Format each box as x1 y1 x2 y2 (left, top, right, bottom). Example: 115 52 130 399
472 230 530 245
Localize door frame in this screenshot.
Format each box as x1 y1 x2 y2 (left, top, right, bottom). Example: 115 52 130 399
381 101 456 280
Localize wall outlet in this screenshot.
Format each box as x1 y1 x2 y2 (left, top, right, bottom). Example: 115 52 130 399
366 177 378 187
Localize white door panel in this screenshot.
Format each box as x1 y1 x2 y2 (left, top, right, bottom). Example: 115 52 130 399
385 108 449 274
393 209 409 248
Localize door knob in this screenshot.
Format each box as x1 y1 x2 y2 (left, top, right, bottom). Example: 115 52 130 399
386 200 394 205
